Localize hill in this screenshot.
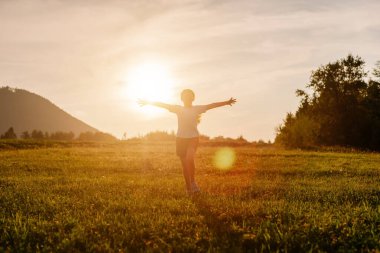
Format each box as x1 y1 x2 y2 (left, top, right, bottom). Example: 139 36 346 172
0 86 97 136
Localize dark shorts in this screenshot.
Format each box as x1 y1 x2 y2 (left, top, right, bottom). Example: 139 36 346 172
176 137 199 157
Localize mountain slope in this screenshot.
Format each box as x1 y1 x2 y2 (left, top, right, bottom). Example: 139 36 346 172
0 86 97 136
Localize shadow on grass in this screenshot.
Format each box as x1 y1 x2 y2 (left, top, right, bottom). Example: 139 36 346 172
191 193 246 251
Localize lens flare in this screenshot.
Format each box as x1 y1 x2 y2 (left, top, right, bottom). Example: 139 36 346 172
213 147 236 170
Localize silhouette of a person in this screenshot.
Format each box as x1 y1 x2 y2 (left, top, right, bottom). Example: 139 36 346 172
139 89 236 194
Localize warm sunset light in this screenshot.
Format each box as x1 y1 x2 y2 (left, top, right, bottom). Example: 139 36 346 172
125 62 175 115
2 1 380 251
3 1 379 140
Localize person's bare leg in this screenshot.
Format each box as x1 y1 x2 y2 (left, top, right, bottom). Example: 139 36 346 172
186 147 196 184
180 156 191 192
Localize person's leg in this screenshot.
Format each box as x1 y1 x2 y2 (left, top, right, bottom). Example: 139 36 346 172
186 138 200 192
186 149 200 193
180 156 191 192
177 138 191 192
186 147 196 184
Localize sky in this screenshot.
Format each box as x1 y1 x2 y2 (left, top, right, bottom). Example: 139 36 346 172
1 0 380 141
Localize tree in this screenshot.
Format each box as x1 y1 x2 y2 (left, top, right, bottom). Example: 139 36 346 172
276 55 380 150
373 61 380 80
236 135 248 143
50 131 75 141
143 131 176 141
31 130 44 139
21 131 30 139
364 80 380 149
77 131 117 142
1 127 17 139
199 134 210 141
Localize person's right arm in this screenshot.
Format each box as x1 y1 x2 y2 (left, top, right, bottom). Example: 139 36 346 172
138 99 178 112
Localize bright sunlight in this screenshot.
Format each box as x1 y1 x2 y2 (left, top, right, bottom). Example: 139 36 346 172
124 61 176 116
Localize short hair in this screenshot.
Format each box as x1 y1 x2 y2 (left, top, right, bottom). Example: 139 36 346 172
181 89 195 100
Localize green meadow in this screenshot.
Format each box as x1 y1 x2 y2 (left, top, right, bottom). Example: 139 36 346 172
1 142 379 252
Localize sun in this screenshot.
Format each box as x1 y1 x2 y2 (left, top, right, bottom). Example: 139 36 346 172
124 61 176 116
127 61 175 102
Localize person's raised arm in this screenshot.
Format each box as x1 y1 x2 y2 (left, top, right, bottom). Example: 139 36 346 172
205 97 236 111
138 99 177 112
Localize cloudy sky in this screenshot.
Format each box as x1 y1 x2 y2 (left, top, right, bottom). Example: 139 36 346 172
1 0 380 141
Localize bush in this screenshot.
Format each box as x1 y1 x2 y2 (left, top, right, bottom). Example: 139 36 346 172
1 127 17 139
77 131 117 142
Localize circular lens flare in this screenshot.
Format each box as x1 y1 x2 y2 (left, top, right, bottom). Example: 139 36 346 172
213 147 236 170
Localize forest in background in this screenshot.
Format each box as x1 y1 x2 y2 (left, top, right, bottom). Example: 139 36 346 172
0 128 271 147
276 55 380 150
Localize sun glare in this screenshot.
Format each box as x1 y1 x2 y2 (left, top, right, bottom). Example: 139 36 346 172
213 148 236 170
124 61 175 116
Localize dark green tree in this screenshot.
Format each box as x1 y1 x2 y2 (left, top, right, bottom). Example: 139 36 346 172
50 131 75 141
21 131 30 139
1 127 17 139
31 130 44 139
365 64 380 149
77 131 117 142
373 61 380 80
276 55 380 150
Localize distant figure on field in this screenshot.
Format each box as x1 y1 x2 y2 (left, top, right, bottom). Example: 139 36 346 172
139 89 236 195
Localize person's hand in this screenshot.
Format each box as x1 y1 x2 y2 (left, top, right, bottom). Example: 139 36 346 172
138 99 149 106
227 97 237 106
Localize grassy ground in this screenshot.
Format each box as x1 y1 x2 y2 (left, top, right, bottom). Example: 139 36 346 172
0 142 379 252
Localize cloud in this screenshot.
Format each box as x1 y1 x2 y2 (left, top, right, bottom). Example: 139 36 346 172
1 0 380 140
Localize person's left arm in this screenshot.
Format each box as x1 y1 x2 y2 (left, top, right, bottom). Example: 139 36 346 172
204 97 237 111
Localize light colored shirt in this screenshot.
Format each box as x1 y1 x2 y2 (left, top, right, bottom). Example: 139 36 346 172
169 105 208 138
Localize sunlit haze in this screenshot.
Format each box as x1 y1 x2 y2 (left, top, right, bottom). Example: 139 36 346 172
1 0 380 140
123 60 176 117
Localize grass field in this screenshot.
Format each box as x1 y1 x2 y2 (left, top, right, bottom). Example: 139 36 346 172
1 141 379 252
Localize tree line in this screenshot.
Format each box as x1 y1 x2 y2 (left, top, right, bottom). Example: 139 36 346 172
1 127 269 144
0 127 117 142
128 130 271 145
276 55 380 150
